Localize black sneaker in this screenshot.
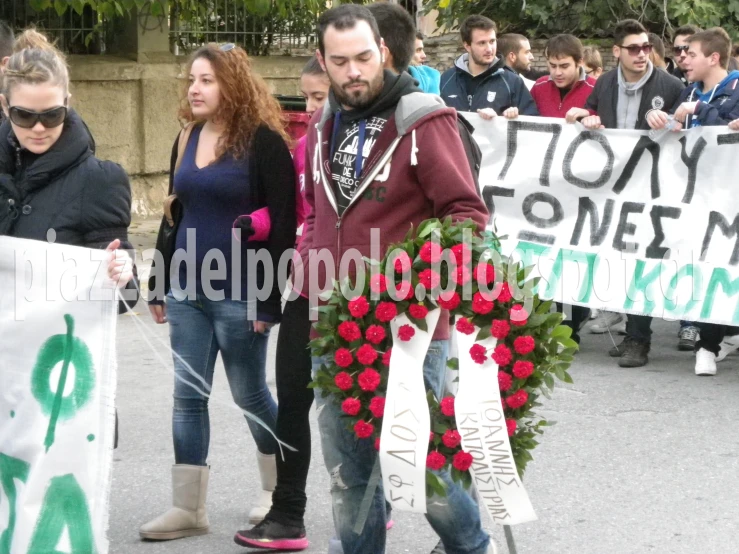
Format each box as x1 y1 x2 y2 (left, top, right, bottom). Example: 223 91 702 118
619 339 650 368
678 325 699 351
234 518 309 551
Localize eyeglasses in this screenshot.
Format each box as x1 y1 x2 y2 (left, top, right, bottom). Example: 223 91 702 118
8 105 68 129
619 43 653 56
673 45 690 55
220 43 236 52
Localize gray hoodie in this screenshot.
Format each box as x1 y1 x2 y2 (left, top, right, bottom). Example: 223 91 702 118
617 61 654 129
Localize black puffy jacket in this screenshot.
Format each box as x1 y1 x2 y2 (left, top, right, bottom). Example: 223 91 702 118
0 109 138 308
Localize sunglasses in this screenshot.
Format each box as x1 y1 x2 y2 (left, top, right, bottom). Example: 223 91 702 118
8 105 68 129
673 45 690 55
619 43 653 56
220 43 236 52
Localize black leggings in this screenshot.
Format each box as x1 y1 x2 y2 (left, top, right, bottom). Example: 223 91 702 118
267 295 314 527
696 323 739 355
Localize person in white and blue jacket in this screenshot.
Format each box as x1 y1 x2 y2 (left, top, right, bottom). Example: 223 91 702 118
647 27 739 377
440 15 538 116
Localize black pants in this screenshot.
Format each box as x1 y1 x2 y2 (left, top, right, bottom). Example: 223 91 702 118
267 295 314 527
696 324 739 355
626 314 652 344
556 303 591 344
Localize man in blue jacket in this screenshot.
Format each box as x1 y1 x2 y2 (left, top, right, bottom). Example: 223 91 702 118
647 27 739 377
440 15 538 116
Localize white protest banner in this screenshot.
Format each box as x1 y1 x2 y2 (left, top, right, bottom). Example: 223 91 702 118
453 320 537 526
0 236 117 554
467 114 739 325
379 310 440 514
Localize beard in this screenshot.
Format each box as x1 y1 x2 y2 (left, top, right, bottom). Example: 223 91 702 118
470 50 493 68
330 69 385 110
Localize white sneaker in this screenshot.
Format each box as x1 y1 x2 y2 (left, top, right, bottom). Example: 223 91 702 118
589 311 625 334
590 309 600 319
717 334 739 362
695 348 717 376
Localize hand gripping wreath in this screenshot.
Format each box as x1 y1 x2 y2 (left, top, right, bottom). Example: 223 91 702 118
310 218 577 524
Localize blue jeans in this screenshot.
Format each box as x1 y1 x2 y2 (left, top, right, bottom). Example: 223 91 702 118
167 293 277 465
312 340 490 554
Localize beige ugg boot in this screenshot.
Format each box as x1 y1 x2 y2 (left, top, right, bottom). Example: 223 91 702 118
248 452 277 524
139 465 210 540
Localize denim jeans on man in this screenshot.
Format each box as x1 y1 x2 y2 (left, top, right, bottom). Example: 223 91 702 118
167 292 278 464
312 340 490 554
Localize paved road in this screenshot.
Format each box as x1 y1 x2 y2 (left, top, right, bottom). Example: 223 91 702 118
108 221 739 554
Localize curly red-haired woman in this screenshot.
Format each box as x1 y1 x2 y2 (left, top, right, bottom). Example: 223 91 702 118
141 43 295 541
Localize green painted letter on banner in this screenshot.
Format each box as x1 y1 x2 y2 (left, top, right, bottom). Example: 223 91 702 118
0 454 30 554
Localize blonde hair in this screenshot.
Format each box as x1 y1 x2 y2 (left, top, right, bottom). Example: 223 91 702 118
2 29 69 100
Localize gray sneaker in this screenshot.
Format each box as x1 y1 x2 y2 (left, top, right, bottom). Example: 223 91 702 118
589 311 625 334
677 325 699 351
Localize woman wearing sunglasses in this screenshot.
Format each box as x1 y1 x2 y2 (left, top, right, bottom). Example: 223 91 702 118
141 43 295 541
0 34 135 294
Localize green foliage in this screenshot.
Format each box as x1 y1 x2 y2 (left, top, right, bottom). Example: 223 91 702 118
423 0 739 39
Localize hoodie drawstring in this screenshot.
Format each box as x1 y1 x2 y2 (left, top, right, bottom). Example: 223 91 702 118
410 129 418 166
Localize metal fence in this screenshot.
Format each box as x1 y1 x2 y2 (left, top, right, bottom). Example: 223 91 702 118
169 0 319 56
2 2 105 55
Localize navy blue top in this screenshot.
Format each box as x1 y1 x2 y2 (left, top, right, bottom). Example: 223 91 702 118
173 125 255 301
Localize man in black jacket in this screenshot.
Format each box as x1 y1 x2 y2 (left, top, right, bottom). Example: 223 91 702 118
440 15 538 116
566 19 684 368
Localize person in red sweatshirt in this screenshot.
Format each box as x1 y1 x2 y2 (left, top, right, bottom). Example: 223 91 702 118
239 5 493 554
530 34 596 343
531 34 597 118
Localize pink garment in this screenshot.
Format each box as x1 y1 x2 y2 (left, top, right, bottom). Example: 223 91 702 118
293 135 310 230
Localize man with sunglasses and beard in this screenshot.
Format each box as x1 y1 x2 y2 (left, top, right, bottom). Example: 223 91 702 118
565 19 684 369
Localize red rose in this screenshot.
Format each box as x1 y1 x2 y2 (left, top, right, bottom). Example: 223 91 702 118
398 324 416 342
334 372 353 391
342 397 361 416
437 291 461 310
497 283 513 303
370 274 388 294
472 291 495 315
374 437 381 451
513 360 535 379
469 344 488 364
452 451 473 471
420 241 443 263
450 244 471 267
426 451 447 471
506 389 529 410
442 429 462 448
335 348 353 368
394 253 411 274
498 371 513 391
358 368 381 392
348 296 370 318
492 344 513 366
382 348 392 366
429 431 435 443
450 264 471 286
455 317 475 335
514 335 535 355
491 320 510 339
418 268 441 290
510 304 528 326
408 304 429 319
338 321 362 342
357 344 379 365
395 281 415 301
375 302 398 323
440 396 455 417
365 324 387 345
369 396 386 418
506 419 517 437
476 263 496 285
354 420 374 439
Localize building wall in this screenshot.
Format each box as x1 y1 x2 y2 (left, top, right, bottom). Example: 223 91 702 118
68 55 311 216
